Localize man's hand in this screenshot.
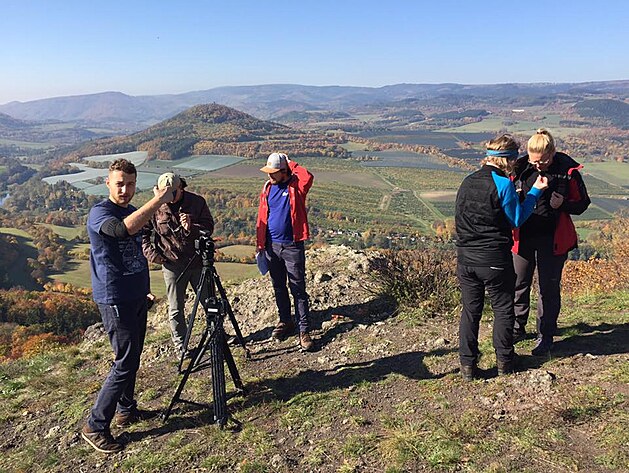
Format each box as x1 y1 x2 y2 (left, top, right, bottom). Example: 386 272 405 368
154 185 174 204
533 174 549 191
146 293 156 310
550 191 564 209
180 213 191 232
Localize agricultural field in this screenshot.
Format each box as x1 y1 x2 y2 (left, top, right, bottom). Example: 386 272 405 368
173 155 243 171
436 114 587 137
217 245 256 258
85 150 148 165
584 161 629 189
360 130 493 148
0 138 51 149
41 152 248 197
360 150 461 171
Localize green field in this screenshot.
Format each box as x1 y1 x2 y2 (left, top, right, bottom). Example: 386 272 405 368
84 151 148 165
437 114 587 137
584 161 629 188
0 227 33 239
218 245 256 258
0 138 52 149
173 155 244 171
42 224 84 241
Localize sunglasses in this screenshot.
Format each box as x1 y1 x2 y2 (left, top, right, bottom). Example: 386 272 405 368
529 157 552 166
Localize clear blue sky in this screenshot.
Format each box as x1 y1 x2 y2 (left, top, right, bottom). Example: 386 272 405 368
1 0 627 104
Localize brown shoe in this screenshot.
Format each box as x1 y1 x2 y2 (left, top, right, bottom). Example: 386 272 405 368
272 320 295 341
299 332 315 352
113 408 157 427
81 424 124 454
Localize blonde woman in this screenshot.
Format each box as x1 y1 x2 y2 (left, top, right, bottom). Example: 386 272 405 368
455 134 548 380
511 129 590 355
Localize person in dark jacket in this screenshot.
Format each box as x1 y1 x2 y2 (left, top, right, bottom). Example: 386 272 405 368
256 152 315 352
82 159 173 453
142 172 214 356
455 134 548 380
512 129 590 355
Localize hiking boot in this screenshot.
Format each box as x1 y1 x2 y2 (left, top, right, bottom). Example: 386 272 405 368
460 364 477 381
113 408 157 427
497 359 514 376
512 327 527 344
299 332 315 352
272 320 295 341
81 424 124 454
531 336 553 356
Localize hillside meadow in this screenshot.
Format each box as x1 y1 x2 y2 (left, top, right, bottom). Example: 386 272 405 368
0 246 626 472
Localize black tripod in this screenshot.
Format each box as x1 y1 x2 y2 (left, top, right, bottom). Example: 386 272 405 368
162 235 249 426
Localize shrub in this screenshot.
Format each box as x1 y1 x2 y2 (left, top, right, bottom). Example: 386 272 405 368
369 247 458 317
563 212 629 295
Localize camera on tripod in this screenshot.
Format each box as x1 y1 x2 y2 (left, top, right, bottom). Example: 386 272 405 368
162 228 250 426
195 230 215 261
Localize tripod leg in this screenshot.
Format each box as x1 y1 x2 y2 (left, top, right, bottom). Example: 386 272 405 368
163 326 210 422
182 268 209 352
213 268 250 356
222 336 245 391
210 323 228 426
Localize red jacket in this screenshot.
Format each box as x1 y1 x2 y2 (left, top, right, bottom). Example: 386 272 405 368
256 160 314 249
512 153 590 256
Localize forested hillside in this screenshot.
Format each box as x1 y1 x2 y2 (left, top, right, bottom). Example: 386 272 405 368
63 103 349 162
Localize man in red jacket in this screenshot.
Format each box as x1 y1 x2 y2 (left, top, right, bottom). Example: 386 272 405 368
256 152 315 351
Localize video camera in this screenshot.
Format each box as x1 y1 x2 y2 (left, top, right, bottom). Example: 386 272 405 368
195 230 215 262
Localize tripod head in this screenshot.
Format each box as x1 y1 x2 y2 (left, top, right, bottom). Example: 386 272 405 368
195 230 215 266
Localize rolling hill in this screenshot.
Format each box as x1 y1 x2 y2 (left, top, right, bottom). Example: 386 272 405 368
63 103 349 161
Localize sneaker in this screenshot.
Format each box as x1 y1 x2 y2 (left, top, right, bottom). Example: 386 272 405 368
272 320 295 341
531 336 553 356
81 424 124 453
460 364 477 381
299 332 315 352
113 408 157 427
512 327 527 344
497 359 514 376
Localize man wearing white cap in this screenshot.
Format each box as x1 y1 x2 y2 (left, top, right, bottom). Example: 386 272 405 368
142 172 214 356
257 152 315 351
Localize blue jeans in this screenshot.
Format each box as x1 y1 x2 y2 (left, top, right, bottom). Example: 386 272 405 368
87 297 147 432
266 241 310 333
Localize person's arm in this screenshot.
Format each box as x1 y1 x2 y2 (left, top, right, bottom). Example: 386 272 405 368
560 170 590 215
493 172 547 228
123 185 173 235
287 160 314 195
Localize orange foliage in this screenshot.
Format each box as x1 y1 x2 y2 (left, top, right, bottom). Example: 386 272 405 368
563 214 629 295
20 332 68 358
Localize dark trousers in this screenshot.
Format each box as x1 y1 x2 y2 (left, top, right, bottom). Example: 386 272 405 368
88 297 147 432
513 234 567 338
266 241 310 333
458 263 516 365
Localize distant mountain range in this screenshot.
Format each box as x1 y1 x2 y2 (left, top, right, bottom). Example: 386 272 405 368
1 81 627 130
